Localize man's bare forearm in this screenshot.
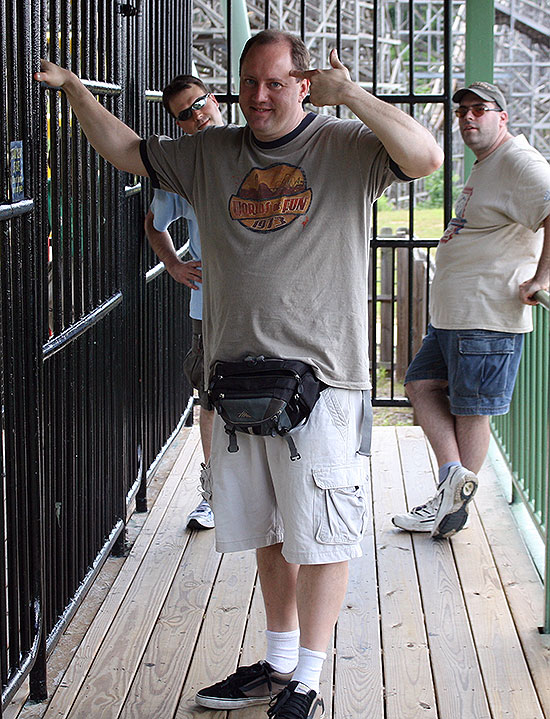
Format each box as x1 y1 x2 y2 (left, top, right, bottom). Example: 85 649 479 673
294 49 444 179
35 60 147 176
144 211 181 268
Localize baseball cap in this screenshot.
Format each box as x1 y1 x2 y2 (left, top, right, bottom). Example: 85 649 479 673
452 82 507 112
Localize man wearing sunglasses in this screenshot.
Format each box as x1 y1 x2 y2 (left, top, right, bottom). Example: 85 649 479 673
144 75 224 531
393 81 550 540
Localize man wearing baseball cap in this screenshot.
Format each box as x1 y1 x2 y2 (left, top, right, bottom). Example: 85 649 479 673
393 81 550 539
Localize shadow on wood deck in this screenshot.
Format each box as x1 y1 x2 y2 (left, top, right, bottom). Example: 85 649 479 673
7 425 550 719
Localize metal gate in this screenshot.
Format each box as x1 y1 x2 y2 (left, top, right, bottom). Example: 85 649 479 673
1 0 194 708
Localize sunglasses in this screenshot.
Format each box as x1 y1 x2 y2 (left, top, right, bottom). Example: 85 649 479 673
455 104 502 118
177 93 210 122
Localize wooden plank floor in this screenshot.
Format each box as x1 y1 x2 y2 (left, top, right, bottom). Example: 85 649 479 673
9 425 550 719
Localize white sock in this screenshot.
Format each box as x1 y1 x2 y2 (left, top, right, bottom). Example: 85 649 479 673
265 629 300 674
290 646 326 693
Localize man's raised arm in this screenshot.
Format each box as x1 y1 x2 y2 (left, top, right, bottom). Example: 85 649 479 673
291 49 444 179
35 60 147 176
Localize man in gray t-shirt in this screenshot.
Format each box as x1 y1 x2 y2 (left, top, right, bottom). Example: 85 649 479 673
36 30 443 718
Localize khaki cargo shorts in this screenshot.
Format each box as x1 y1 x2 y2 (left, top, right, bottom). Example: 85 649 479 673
202 387 371 564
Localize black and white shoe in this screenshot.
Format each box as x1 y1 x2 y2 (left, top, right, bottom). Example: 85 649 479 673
195 660 293 709
392 494 441 533
267 681 325 719
392 466 476 537
431 465 478 538
186 498 215 530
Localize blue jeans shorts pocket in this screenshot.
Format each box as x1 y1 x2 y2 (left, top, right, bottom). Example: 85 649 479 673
312 464 367 545
454 334 516 398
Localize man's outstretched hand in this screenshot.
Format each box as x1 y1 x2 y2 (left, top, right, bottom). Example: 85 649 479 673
34 59 72 90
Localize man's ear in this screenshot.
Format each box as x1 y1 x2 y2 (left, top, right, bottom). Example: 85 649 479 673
298 78 310 103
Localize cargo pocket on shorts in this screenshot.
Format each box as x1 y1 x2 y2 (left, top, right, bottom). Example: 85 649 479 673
199 461 213 502
455 335 515 398
312 465 367 545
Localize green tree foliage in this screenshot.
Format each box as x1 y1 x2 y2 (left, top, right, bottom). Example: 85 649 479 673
421 166 461 208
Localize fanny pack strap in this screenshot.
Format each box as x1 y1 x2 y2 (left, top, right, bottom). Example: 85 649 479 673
357 390 373 456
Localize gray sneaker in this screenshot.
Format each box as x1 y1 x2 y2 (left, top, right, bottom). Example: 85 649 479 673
195 660 294 709
186 498 215 530
392 494 440 532
431 465 478 539
267 681 325 719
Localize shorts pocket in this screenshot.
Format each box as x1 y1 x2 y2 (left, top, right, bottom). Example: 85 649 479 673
455 335 515 398
312 464 367 545
199 461 213 502
183 342 203 390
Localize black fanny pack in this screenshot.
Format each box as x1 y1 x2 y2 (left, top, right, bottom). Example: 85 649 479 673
208 355 326 461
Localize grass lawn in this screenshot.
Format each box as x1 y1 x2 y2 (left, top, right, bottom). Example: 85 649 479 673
376 206 445 239
372 369 414 426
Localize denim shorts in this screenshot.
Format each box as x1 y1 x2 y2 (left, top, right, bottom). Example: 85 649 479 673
405 324 524 416
204 387 371 564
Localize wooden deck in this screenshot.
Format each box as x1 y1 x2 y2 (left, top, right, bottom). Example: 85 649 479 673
8 425 550 719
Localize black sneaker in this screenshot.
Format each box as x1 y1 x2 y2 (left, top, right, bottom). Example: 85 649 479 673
195 660 294 709
267 681 325 719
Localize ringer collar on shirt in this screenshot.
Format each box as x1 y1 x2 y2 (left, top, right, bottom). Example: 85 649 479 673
251 112 316 150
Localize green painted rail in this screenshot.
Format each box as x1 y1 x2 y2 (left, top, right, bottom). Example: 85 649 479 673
491 289 550 633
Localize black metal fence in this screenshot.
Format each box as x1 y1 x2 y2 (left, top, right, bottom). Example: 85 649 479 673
1 0 454 710
1 0 195 710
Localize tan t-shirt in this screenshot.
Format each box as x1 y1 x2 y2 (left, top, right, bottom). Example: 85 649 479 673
142 114 408 389
430 134 550 333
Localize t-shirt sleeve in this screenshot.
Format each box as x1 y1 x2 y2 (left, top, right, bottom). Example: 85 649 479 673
364 138 412 202
389 158 414 182
150 189 185 232
140 135 196 202
509 158 550 232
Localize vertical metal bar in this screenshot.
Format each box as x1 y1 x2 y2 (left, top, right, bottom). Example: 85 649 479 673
71 1 83 321
372 0 378 96
227 0 233 117
443 0 453 228
0 0 10 695
544 306 550 633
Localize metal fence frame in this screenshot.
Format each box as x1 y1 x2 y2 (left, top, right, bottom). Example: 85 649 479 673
1 0 194 710
491 293 550 633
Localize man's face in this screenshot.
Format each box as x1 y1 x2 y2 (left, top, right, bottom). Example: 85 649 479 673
456 91 507 158
239 41 309 142
170 85 223 134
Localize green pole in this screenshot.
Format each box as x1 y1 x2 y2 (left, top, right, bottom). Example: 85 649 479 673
222 0 251 124
464 0 494 177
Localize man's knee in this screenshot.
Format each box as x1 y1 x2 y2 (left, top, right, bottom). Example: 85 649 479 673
405 378 447 404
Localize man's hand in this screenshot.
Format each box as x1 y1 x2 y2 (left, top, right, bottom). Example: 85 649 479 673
290 49 353 108
34 59 72 90
521 215 550 305
519 277 548 305
167 259 203 289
